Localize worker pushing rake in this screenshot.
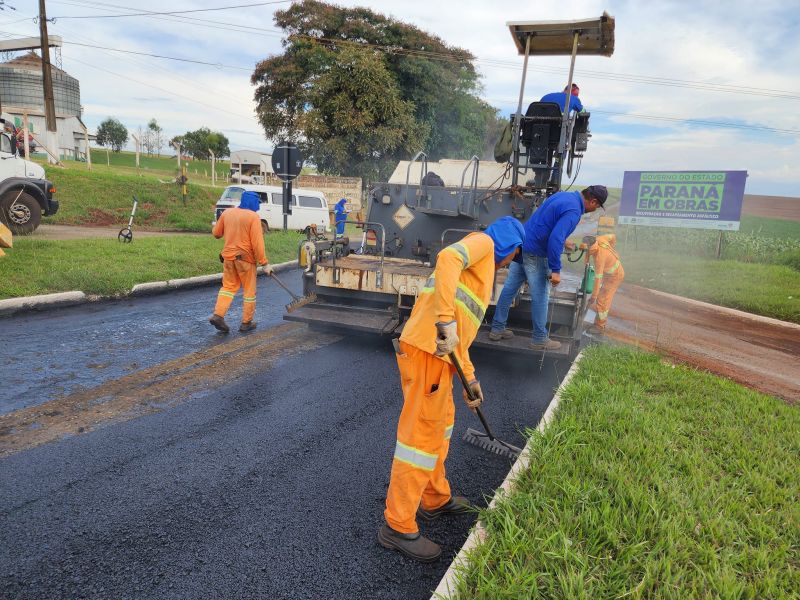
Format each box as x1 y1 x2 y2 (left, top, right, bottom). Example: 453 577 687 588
378 216 525 563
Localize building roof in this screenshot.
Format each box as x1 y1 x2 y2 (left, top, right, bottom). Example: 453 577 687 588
0 51 69 77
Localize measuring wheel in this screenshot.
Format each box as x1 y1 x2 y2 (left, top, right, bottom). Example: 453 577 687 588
118 227 133 243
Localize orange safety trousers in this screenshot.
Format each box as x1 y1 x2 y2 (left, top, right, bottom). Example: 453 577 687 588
384 341 456 534
214 259 258 323
594 271 624 329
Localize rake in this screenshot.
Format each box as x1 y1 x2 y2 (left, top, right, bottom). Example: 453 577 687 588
449 352 522 460
268 270 317 313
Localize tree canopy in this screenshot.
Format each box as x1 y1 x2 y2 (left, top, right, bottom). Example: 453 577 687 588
170 127 230 160
252 0 501 181
95 118 128 153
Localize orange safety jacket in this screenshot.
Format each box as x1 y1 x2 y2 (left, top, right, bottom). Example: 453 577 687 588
400 232 495 382
212 207 268 265
590 234 623 296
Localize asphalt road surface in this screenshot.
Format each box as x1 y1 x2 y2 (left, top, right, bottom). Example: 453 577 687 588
1 273 570 599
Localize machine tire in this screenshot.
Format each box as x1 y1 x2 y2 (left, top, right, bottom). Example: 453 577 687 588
0 190 42 235
261 220 270 233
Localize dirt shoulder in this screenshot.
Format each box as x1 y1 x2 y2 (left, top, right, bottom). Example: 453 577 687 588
606 284 800 403
30 224 206 241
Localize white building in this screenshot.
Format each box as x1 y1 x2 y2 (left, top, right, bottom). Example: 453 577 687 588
0 50 91 161
230 149 274 182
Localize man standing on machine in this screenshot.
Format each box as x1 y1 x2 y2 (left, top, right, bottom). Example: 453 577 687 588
378 216 525 562
489 185 607 350
209 191 272 333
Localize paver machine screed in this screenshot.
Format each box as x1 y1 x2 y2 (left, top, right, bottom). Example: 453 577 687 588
285 14 615 359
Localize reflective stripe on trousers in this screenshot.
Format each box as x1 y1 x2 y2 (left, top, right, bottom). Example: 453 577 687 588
385 341 456 534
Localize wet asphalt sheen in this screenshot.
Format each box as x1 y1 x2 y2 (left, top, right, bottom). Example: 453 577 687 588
1 274 567 599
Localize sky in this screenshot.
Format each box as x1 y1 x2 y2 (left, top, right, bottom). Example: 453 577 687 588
1 0 798 195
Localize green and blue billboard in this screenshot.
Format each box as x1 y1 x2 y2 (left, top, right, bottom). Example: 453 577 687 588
619 171 747 230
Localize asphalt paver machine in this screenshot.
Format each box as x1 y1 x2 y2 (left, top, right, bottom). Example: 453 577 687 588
285 14 615 359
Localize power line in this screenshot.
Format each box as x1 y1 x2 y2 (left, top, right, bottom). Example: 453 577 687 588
51 0 800 101
52 1 292 20
63 40 252 70
591 109 800 136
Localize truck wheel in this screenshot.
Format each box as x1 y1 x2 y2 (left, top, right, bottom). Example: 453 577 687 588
0 191 42 235
261 220 270 233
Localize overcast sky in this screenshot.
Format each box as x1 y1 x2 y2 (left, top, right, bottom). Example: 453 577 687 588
1 0 798 195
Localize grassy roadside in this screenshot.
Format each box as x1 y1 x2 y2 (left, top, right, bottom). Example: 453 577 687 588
41 167 223 232
621 251 800 323
452 345 799 599
0 233 302 299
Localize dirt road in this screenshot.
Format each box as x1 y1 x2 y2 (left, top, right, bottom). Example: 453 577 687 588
606 285 800 402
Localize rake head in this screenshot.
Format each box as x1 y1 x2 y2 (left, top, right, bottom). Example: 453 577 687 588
463 428 522 460
285 292 318 313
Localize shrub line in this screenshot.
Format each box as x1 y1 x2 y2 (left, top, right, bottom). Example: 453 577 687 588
0 260 299 318
431 351 586 600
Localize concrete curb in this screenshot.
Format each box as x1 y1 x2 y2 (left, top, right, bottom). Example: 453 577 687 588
0 260 300 316
431 351 586 600
0 291 87 317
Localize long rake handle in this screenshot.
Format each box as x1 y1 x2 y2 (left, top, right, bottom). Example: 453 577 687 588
448 352 498 441
269 271 301 302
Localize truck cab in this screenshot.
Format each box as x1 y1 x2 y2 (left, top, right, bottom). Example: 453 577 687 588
0 119 59 234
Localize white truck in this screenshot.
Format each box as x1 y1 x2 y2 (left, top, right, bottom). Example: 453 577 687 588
0 118 59 234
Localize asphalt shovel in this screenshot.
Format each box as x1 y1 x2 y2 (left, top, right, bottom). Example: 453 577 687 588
449 352 522 460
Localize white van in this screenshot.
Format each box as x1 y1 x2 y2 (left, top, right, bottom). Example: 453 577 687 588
213 184 330 233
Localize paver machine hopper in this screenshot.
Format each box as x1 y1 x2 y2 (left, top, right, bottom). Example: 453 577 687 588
284 14 615 359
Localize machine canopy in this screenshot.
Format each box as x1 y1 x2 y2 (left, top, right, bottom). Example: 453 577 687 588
507 13 615 56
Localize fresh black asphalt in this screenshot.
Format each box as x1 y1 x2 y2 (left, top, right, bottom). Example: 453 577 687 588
1 273 569 599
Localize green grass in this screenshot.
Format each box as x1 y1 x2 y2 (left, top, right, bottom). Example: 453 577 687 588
738 215 800 240
0 232 302 298
87 149 231 180
620 251 800 323
41 166 223 231
452 345 799 600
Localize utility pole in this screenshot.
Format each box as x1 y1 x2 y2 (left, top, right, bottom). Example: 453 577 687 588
38 0 58 165
208 149 216 186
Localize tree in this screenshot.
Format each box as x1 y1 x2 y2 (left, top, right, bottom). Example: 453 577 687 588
148 118 164 156
175 127 230 160
251 0 501 181
95 117 128 152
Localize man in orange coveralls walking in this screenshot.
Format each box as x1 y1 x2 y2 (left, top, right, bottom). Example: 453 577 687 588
378 216 525 562
587 233 624 334
209 191 271 333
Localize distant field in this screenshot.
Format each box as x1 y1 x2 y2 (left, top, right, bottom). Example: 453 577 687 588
88 149 231 182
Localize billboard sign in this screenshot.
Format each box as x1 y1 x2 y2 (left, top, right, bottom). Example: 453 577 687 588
619 171 747 230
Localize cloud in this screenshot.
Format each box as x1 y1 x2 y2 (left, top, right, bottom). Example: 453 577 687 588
5 0 796 194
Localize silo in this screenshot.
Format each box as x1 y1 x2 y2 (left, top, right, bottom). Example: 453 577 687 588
0 51 81 116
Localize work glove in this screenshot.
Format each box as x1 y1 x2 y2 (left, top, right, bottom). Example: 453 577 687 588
549 272 561 286
564 240 576 253
462 379 483 410
588 296 597 308
434 321 459 356
262 264 274 276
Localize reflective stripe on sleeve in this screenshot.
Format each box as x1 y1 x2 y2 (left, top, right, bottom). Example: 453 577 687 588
393 441 438 471
444 424 454 440
443 242 471 267
455 284 486 327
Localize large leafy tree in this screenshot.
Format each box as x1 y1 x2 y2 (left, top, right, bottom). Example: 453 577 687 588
174 127 230 160
252 0 501 181
95 117 128 152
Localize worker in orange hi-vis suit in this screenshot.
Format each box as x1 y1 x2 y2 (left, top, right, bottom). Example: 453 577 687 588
587 233 624 334
209 191 270 334
378 216 525 562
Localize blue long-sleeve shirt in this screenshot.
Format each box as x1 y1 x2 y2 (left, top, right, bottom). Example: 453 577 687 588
540 91 583 113
522 190 584 273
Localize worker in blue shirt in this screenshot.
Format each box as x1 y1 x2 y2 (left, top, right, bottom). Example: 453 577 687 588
489 185 607 350
540 83 583 114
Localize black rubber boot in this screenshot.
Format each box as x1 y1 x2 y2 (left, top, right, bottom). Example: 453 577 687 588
377 525 441 562
417 496 474 522
239 321 257 333
209 314 230 333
